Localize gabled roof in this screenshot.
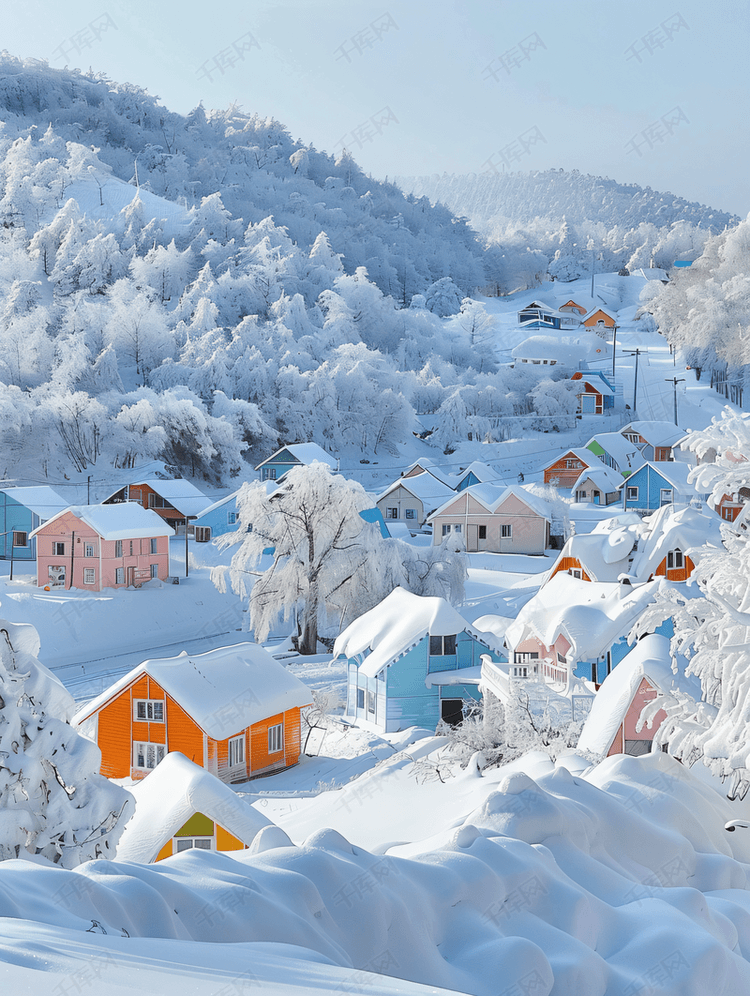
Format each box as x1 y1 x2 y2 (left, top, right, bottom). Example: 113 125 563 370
586 433 644 473
546 512 644 582
577 634 700 756
583 306 617 323
0 485 69 519
543 447 598 472
512 334 607 365
30 503 174 541
104 478 213 517
255 443 336 471
428 483 553 522
572 371 615 396
621 421 686 449
115 752 273 863
378 470 455 508
618 460 702 494
334 587 502 678
505 575 660 663
571 465 624 495
73 642 312 739
453 461 503 488
629 503 723 578
193 480 277 522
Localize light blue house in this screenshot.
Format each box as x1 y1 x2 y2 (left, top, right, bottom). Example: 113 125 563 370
619 461 706 514
255 443 336 483
336 587 504 733
193 490 241 542
0 486 68 562
454 461 502 492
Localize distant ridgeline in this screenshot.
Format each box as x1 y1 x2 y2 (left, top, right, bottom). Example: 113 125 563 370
396 171 739 294
0 55 605 483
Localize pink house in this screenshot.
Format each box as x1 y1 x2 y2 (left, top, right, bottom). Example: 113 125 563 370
31 504 173 591
426 484 552 554
577 634 701 758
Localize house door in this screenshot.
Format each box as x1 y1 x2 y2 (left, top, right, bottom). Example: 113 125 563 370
467 524 478 552
440 699 463 726
581 394 596 413
126 566 135 587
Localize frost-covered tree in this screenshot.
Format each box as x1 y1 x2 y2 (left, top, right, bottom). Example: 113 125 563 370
0 620 131 866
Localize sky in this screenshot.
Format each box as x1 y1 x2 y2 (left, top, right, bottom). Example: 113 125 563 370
4 0 749 217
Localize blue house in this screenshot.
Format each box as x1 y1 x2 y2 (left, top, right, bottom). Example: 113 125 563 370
0 486 68 562
193 490 241 542
454 461 502 492
517 301 563 330
255 443 336 483
619 461 706 514
336 587 504 732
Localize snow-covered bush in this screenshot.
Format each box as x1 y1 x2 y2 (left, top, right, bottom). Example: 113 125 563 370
0 620 132 866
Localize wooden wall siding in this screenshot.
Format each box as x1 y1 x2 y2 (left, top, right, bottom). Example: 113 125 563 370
98 692 132 778
549 557 592 582
250 711 284 773
284 707 302 766
216 826 248 851
163 694 205 769
156 840 173 861
544 456 588 488
654 554 695 583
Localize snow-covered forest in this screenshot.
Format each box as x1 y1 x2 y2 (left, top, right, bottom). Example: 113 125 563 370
398 170 738 294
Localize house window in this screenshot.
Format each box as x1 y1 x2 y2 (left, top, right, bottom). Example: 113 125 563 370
478 525 487 539
367 691 376 715
175 837 213 852
227 512 237 525
268 723 283 753
386 507 398 519
130 489 142 502
626 486 639 501
500 524 512 538
53 542 65 556
12 531 28 547
134 742 166 770
570 568 582 579
84 542 95 557
115 567 125 585
405 508 416 520
262 468 277 481
514 652 539 662
115 539 123 558
130 540 134 556
150 537 158 554
667 548 684 570
195 527 211 543
357 687 365 710
660 489 673 506
442 523 450 536
135 700 164 722
228 735 245 767
83 568 96 585
150 563 159 579
429 634 457 656
513 666 528 677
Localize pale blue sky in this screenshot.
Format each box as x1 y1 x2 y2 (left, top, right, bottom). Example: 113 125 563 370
5 0 749 215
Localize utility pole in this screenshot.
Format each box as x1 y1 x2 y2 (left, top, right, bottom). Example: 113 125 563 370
185 516 197 577
665 377 686 426
87 475 91 504
624 349 643 414
611 323 618 380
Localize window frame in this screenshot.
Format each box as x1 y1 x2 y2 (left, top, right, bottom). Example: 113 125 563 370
83 567 96 585
53 541 65 556
115 539 123 558
84 542 96 557
12 531 28 548
385 507 399 519
175 837 213 852
228 734 245 768
268 723 283 754
404 508 416 520
429 634 457 656
500 524 512 538
115 567 125 585
133 741 166 770
134 699 165 722
626 486 639 502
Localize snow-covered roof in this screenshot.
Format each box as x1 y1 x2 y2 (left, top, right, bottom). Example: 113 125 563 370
255 443 336 471
0 485 69 519
505 575 659 663
427 483 553 522
512 334 606 365
73 642 312 739
194 481 277 521
619 460 701 494
334 587 502 678
378 470 456 508
621 422 686 449
546 513 644 582
577 634 700 755
453 461 503 487
131 478 213 517
583 306 617 321
629 503 724 579
586 433 644 473
570 465 624 495
574 372 615 397
544 447 597 472
115 752 273 863
30 503 174 541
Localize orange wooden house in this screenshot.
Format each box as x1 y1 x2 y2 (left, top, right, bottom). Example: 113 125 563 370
73 643 312 784
103 478 213 529
583 307 616 331
543 447 597 488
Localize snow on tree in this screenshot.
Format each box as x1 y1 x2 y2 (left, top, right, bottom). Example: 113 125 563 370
0 620 131 866
424 276 463 317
